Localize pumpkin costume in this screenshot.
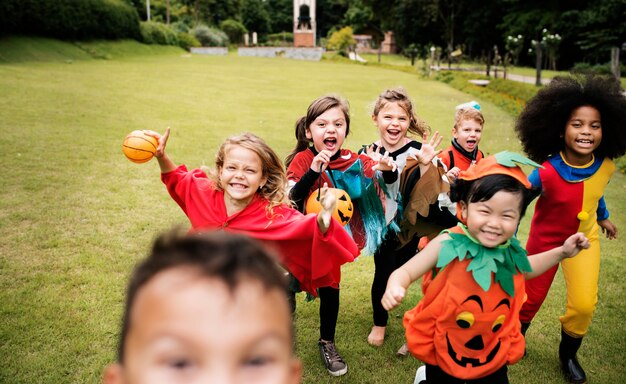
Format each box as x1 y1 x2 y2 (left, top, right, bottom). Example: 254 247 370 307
404 224 530 380
403 152 542 381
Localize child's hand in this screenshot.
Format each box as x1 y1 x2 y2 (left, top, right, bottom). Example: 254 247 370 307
598 219 618 239
413 131 443 165
560 232 590 260
311 150 332 173
317 183 336 234
446 166 461 182
144 128 170 159
381 285 406 310
365 144 383 162
372 153 398 172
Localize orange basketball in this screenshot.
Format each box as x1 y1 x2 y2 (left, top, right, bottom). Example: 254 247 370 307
306 188 353 226
122 130 158 163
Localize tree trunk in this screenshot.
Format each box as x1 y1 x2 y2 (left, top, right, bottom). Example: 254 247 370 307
166 0 170 25
611 47 621 80
535 44 543 86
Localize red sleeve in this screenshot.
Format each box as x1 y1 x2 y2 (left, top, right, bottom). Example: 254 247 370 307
287 151 314 182
160 165 224 229
357 153 377 178
438 148 452 170
229 203 359 294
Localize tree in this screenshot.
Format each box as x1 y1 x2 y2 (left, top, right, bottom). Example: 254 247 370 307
267 0 293 33
317 0 349 38
241 0 270 37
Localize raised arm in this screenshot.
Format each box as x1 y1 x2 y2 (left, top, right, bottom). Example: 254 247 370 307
525 232 590 279
381 233 448 310
144 127 176 173
316 183 337 235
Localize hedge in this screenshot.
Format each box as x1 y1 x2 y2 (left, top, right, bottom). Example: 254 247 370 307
0 0 140 40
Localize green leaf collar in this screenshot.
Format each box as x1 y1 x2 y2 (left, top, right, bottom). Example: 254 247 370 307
437 224 532 296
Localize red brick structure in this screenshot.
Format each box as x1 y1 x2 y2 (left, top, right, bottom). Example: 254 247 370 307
293 0 316 47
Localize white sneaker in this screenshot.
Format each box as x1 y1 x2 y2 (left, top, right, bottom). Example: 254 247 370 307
414 365 426 384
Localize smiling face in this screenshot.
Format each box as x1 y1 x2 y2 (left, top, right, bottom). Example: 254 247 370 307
105 267 301 384
372 101 410 152
453 118 483 153
562 105 602 166
219 145 267 214
460 191 522 248
305 106 347 155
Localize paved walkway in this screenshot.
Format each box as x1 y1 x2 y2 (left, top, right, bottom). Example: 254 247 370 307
432 66 551 85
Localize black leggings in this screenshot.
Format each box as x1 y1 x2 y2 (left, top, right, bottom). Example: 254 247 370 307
424 364 509 383
288 279 340 341
371 235 419 326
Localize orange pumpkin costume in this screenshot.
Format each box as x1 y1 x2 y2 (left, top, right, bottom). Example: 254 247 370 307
404 152 541 380
405 225 529 379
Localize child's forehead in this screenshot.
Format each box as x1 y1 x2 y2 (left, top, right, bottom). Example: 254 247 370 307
473 190 523 209
223 144 261 160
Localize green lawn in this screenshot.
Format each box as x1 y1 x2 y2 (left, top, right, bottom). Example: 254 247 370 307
1 38 624 383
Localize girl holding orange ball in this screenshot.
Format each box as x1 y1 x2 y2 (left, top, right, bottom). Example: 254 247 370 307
144 128 359 297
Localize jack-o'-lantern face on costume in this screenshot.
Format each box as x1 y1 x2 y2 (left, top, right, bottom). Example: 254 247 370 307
306 188 353 226
431 259 525 379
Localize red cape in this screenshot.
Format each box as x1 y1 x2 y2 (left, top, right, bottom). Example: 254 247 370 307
162 165 359 294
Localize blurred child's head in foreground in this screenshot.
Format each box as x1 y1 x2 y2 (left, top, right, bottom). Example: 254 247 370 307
104 229 301 384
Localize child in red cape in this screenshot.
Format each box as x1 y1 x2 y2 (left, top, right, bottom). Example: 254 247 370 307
145 129 359 296
285 94 397 377
383 152 590 383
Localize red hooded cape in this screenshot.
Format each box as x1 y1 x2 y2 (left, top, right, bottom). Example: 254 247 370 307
162 165 359 294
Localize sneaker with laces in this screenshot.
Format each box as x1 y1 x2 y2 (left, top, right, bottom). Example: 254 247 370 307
318 339 348 376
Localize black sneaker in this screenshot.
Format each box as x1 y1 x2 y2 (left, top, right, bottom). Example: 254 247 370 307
318 339 348 376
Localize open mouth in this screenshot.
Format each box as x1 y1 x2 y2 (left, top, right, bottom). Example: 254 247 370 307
387 129 401 139
446 333 500 368
575 139 594 147
324 137 337 150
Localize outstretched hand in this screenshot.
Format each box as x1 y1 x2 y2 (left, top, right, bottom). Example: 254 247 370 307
143 127 170 159
365 144 384 162
598 219 617 239
411 131 443 165
372 153 398 172
317 183 336 234
381 285 406 311
560 232 590 260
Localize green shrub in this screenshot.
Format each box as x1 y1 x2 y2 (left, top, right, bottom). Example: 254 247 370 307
177 32 200 50
434 71 538 116
267 32 293 44
0 0 140 40
326 26 356 56
140 21 178 46
220 19 247 45
571 62 626 76
190 25 229 47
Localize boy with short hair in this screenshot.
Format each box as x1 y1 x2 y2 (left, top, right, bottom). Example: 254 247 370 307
439 101 485 182
103 230 302 384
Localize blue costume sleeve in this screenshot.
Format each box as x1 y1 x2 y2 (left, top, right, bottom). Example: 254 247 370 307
528 168 541 189
596 196 609 221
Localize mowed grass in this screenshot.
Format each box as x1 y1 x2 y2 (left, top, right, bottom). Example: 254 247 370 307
0 38 624 383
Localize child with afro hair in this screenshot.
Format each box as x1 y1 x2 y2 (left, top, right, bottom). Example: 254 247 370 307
515 75 626 384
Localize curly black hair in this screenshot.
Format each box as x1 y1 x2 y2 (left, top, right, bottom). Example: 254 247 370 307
515 75 626 163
